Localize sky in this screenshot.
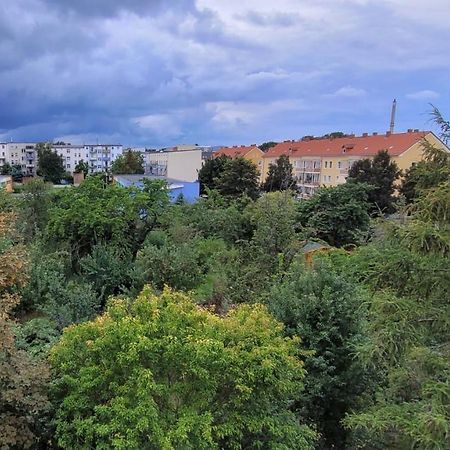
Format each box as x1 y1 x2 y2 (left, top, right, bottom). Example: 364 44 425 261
0 0 449 147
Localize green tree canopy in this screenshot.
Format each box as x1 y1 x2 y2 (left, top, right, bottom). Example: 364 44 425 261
297 182 372 247
37 142 65 184
400 144 450 203
347 149 400 214
336 176 450 448
268 261 370 449
0 162 12 175
50 287 316 449
0 213 51 448
262 155 296 192
18 178 51 239
198 155 230 194
258 141 278 152
74 159 89 176
110 149 144 174
45 175 170 264
215 157 260 200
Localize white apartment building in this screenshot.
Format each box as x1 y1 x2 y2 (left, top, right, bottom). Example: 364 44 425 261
52 144 123 174
0 142 123 177
0 142 37 176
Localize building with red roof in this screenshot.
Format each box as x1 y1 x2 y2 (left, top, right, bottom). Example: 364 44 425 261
262 130 448 197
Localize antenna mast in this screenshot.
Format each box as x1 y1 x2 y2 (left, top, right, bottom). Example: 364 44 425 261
389 99 397 133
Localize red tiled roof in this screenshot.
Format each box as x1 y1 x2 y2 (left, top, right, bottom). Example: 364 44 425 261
263 131 431 159
214 144 259 158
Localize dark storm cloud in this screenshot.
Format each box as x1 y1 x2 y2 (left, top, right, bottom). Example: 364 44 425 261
42 0 197 18
1 0 449 146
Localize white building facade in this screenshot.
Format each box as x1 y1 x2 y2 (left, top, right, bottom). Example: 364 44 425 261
0 142 37 176
0 142 123 177
52 144 123 174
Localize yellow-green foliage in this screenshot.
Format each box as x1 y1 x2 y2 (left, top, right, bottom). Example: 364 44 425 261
50 287 316 449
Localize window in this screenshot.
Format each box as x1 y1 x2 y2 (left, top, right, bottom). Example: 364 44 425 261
338 161 341 168
329 161 333 168
66 164 71 169
325 161 328 168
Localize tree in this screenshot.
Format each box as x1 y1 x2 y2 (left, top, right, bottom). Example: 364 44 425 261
36 142 65 184
19 178 51 239
0 162 12 175
339 184 450 449
297 182 372 247
45 175 170 265
110 149 144 174
347 150 400 214
258 141 278 152
198 155 229 194
215 157 260 200
74 159 89 176
0 212 51 448
21 248 100 330
430 104 450 144
401 146 450 203
268 261 370 449
50 287 316 449
400 106 450 203
247 191 298 272
262 155 296 192
321 131 347 139
80 244 133 303
0 162 22 181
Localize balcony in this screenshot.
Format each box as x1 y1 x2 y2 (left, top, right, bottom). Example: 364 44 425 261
296 167 321 173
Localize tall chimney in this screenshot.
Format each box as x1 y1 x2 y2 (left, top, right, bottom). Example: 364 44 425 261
389 99 397 134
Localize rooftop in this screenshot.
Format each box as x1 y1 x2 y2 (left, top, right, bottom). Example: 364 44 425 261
264 130 431 158
214 144 261 158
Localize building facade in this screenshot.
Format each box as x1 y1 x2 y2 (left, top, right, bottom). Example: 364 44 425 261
262 131 449 197
142 148 203 182
0 142 37 176
0 142 123 177
52 144 123 175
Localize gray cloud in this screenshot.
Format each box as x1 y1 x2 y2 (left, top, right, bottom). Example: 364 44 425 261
43 0 197 18
0 0 449 146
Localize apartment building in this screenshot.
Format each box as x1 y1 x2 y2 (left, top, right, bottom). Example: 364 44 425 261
214 144 264 182
142 148 203 182
0 142 37 176
0 142 123 177
52 144 123 174
262 130 449 197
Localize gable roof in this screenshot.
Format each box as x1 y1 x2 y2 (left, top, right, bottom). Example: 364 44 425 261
263 131 431 159
214 144 261 158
